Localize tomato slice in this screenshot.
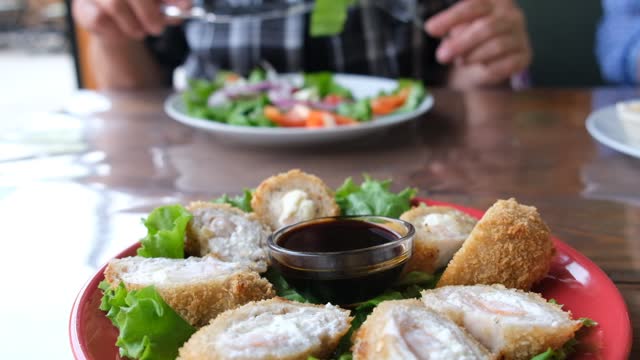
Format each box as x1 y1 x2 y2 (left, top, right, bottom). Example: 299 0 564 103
306 111 326 128
335 114 358 125
370 87 410 115
263 106 306 127
323 94 345 106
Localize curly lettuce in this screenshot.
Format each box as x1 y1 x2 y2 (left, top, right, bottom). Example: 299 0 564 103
335 175 417 218
137 204 192 259
213 189 254 212
99 282 195 360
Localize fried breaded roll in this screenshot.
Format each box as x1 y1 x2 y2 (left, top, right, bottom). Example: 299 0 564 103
353 299 493 360
400 206 477 273
104 256 275 327
251 169 340 230
186 202 270 272
421 285 582 360
437 198 554 290
178 298 352 360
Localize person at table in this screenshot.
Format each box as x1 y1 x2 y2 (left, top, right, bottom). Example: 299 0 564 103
72 0 531 90
596 0 640 85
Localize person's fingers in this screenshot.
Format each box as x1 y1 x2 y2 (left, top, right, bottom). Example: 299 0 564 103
73 0 127 39
129 0 165 35
425 0 494 37
436 16 511 63
481 52 530 84
95 0 145 39
166 0 192 9
463 34 521 64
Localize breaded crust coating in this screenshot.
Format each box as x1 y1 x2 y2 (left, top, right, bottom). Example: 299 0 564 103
179 298 352 360
437 198 554 290
421 285 582 360
353 299 493 360
185 202 270 272
251 169 340 230
105 257 275 327
400 205 477 273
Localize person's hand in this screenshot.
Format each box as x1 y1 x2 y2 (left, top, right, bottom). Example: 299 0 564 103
72 0 190 42
425 0 531 87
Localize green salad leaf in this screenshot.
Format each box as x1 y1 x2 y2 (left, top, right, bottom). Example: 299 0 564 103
182 79 217 114
99 281 128 325
248 68 266 83
183 73 238 115
213 189 254 212
335 175 417 217
100 284 196 360
337 98 372 121
264 267 320 303
579 317 598 327
531 339 578 360
310 0 356 37
137 205 192 259
395 79 427 113
303 72 353 99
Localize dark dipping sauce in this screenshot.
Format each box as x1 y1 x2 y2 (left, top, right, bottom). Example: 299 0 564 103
270 218 411 305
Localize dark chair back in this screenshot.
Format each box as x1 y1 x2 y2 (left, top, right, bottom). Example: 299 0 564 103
517 0 604 87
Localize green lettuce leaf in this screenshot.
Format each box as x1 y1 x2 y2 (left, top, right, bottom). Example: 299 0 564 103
303 72 353 98
337 99 372 121
183 73 238 117
248 68 266 83
137 205 192 259
336 354 353 360
530 308 597 360
395 79 427 113
335 175 417 217
183 79 217 114
213 189 254 212
263 267 320 303
115 286 195 360
310 0 355 37
531 338 578 360
100 284 196 360
579 317 598 327
99 280 128 325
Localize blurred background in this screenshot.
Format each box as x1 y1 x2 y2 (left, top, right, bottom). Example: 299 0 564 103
0 0 606 105
1 0 75 115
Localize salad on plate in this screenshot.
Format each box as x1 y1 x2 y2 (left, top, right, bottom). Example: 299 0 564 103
182 67 427 129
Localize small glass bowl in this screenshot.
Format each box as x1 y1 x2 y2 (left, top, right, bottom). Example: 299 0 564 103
267 215 415 305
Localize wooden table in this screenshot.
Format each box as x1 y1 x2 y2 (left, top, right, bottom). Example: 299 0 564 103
2 88 638 359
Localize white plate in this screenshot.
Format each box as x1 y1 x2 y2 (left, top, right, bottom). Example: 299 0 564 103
586 106 640 159
165 74 434 146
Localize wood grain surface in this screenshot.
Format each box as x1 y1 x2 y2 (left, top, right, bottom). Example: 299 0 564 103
2 87 638 358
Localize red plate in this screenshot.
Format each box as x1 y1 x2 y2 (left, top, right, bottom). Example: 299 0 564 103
69 199 632 360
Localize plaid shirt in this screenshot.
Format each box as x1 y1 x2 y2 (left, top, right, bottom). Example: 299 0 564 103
597 0 640 84
148 0 458 85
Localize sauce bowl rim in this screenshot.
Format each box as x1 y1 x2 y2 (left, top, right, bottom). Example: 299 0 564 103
267 215 415 257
